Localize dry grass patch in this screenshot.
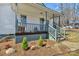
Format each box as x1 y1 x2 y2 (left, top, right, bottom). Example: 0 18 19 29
66 31 79 42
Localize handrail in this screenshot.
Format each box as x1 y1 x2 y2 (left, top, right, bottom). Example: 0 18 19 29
53 22 66 38
18 22 46 26
48 25 57 40
49 25 56 30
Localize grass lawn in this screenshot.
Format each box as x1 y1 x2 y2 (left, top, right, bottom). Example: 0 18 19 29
66 31 79 42
64 30 79 56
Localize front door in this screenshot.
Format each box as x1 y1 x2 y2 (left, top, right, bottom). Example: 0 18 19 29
40 18 44 31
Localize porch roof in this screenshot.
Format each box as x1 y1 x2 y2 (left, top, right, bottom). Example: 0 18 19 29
38 3 46 8
32 3 63 17
12 3 63 18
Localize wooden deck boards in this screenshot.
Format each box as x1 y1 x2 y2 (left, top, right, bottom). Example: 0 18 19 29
15 31 48 35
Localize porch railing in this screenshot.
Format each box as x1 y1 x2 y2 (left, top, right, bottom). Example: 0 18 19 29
53 22 66 38
48 25 57 40
17 22 46 33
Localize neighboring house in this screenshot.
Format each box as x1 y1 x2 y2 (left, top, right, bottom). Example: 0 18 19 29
69 20 79 28
0 3 65 43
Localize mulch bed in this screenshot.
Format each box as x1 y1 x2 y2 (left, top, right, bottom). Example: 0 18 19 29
0 39 71 56
0 41 14 56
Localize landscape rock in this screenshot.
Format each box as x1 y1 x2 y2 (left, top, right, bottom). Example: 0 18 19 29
30 45 38 50
29 41 37 47
6 48 15 55
45 45 51 48
42 42 46 47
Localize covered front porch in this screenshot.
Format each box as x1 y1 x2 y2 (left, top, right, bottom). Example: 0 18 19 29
12 3 63 43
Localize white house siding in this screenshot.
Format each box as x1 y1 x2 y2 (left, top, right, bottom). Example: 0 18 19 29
27 16 40 24
0 4 15 34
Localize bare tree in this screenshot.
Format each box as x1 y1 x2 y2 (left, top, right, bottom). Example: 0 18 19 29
59 3 79 27
59 3 64 14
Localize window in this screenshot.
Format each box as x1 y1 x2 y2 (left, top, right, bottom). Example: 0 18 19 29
17 15 27 32
21 15 27 25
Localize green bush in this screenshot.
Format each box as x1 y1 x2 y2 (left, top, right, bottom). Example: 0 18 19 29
21 36 28 49
38 35 43 47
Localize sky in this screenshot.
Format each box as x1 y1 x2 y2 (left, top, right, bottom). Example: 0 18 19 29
45 3 79 15
44 3 60 11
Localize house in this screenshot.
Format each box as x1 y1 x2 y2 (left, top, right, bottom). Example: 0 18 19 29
69 20 79 28
0 3 65 43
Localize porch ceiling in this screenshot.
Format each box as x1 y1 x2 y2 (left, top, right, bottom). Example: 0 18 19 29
17 4 44 16
12 4 62 19
34 4 62 16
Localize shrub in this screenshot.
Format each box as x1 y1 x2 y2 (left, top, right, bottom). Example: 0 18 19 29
21 36 28 50
38 35 43 47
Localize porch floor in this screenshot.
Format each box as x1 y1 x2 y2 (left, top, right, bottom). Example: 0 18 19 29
16 31 48 35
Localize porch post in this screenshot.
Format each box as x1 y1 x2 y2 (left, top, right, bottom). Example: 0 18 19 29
53 14 54 27
45 11 48 31
15 4 18 43
45 11 49 39
58 16 61 36
53 14 56 28
59 16 60 27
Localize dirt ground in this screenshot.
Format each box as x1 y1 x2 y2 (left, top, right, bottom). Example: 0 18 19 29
0 40 79 56
0 39 14 56
0 39 71 56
